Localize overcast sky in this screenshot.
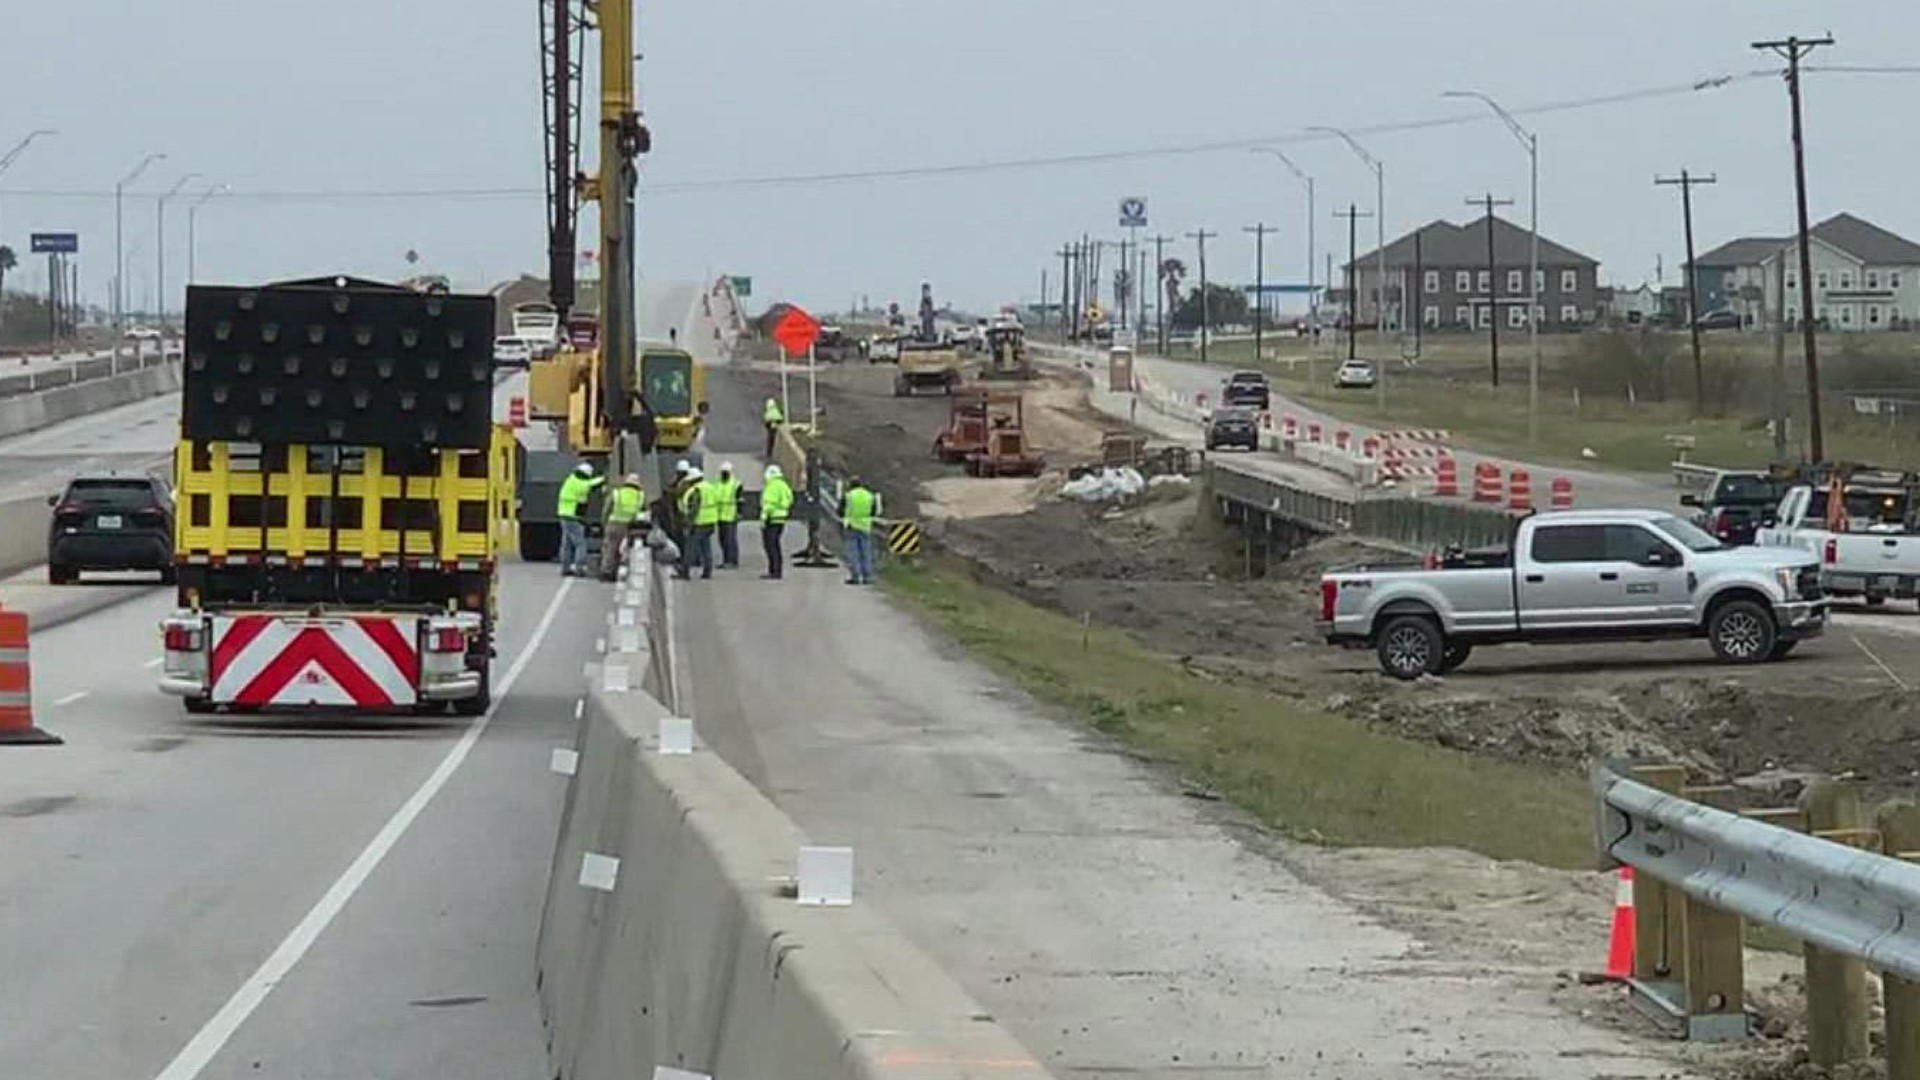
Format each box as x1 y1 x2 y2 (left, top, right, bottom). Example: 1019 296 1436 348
2 1 1913 317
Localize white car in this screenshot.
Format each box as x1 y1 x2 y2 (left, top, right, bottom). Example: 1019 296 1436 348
493 336 534 368
123 326 162 342
1334 359 1376 389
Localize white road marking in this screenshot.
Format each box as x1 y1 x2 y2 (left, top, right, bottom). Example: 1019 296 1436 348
150 578 577 1080
52 690 88 707
1847 632 1911 691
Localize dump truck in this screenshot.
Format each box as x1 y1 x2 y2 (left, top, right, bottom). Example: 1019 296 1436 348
158 276 513 716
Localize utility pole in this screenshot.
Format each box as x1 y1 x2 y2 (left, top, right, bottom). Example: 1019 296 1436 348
156 173 200 331
1187 229 1215 364
1467 193 1516 387
1753 33 1835 462
1150 234 1171 354
1056 243 1073 337
1656 169 1717 415
1774 247 1790 459
1244 222 1275 363
1333 204 1372 361
1412 229 1425 356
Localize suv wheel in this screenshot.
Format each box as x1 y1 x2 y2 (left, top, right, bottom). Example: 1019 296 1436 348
1709 599 1777 663
48 564 74 585
1376 615 1443 680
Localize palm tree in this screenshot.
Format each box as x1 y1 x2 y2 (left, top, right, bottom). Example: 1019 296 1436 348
0 244 16 341
1159 257 1185 341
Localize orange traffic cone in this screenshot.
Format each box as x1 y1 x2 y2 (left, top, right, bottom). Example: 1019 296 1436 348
0 609 59 746
1603 867 1635 981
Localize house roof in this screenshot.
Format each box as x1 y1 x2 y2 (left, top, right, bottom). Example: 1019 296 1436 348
1347 214 1599 271
1691 213 1920 269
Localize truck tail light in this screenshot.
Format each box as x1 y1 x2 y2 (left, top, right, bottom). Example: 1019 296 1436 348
1320 579 1338 622
1713 509 1731 537
164 624 202 652
1825 538 1837 565
429 627 467 653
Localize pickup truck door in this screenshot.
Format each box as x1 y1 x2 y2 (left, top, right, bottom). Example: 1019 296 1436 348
1518 523 1618 629
1603 524 1693 625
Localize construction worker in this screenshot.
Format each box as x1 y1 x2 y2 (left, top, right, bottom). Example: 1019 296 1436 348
678 466 718 580
763 396 785 458
714 461 744 569
600 473 646 581
556 460 605 577
760 463 794 580
840 475 882 585
672 463 701 579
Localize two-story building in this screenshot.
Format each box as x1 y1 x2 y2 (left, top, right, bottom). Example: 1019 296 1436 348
1342 213 1601 332
1689 213 1920 332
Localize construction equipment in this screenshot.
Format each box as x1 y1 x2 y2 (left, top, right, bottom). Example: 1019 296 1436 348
980 321 1031 380
894 340 963 397
520 0 684 557
864 331 903 365
933 390 1044 477
158 277 513 716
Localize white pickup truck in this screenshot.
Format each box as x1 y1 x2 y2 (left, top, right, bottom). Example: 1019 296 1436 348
1757 480 1920 607
1323 509 1827 678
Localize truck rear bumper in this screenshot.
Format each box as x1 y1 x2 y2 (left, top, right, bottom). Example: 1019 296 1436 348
419 670 483 701
158 674 204 698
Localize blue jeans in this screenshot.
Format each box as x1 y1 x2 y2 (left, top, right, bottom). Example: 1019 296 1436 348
687 525 714 578
558 516 588 572
844 529 876 583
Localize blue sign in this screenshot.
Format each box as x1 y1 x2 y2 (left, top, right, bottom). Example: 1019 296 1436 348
1119 197 1147 229
29 232 78 254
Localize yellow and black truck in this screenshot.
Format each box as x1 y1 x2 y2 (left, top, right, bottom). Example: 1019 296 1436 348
157 276 513 716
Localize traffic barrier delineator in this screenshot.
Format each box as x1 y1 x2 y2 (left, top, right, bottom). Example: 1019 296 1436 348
1306 421 1323 443
1435 455 1459 497
1282 414 1298 440
508 395 527 428
1334 428 1352 451
0 609 58 746
1361 435 1380 460
1604 867 1636 981
1472 462 1503 504
1259 410 1273 430
1551 475 1574 510
1508 468 1534 512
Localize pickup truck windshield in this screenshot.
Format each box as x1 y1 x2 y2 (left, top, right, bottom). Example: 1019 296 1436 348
1712 475 1782 504
1649 514 1725 552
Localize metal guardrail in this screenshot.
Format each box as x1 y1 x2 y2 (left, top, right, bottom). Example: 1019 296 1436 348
0 349 169 399
1595 761 1920 1071
1209 459 1514 551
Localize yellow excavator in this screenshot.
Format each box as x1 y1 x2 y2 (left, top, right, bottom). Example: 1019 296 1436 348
519 0 703 559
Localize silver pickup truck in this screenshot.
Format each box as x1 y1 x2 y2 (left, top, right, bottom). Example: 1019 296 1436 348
1321 509 1828 679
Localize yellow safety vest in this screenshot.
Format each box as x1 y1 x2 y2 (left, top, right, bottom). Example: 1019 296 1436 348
761 477 794 523
764 398 784 424
693 480 723 526
607 484 644 523
842 486 876 534
715 477 741 523
557 472 604 518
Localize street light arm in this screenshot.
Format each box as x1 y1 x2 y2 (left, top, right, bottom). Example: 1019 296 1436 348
1307 125 1383 176
193 183 230 208
119 152 168 190
162 173 203 202
1441 90 1535 149
1250 146 1311 184
0 129 57 175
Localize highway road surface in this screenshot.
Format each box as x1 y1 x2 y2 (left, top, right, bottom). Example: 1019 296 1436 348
652 357 1689 1079
1093 344 1680 510
0 282 719 1079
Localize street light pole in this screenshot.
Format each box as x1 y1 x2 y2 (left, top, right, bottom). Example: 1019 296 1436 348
115 152 166 331
188 184 229 287
156 173 200 330
1444 91 1542 445
0 129 57 341
1251 148 1316 335
1312 126 1387 410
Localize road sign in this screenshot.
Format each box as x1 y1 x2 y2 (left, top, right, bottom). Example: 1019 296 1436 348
772 305 821 355
728 275 752 297
29 232 77 254
1119 198 1148 228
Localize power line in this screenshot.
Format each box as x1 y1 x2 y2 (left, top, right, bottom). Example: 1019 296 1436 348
0 69 1780 203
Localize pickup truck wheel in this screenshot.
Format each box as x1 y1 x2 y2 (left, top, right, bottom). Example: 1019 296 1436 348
1438 641 1474 674
1376 615 1443 680
1709 599 1777 663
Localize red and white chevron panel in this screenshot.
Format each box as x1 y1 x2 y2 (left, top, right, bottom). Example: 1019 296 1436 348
1376 428 1453 445
210 615 421 709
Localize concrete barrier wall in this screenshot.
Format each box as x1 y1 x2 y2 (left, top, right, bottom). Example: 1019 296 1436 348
0 359 181 443
536 560 1053 1080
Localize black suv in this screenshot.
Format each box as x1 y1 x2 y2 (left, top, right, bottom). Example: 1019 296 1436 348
1221 370 1271 410
1205 406 1261 451
47 475 175 584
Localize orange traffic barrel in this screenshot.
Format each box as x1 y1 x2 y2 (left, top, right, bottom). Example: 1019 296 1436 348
508 395 527 428
1436 455 1460 497
1473 462 1503 503
0 609 58 746
1508 469 1534 512
1550 476 1574 510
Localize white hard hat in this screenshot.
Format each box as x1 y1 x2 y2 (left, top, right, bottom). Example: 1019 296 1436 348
575 462 595 476
764 464 783 480
685 467 704 480
675 459 691 474
719 460 734 474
